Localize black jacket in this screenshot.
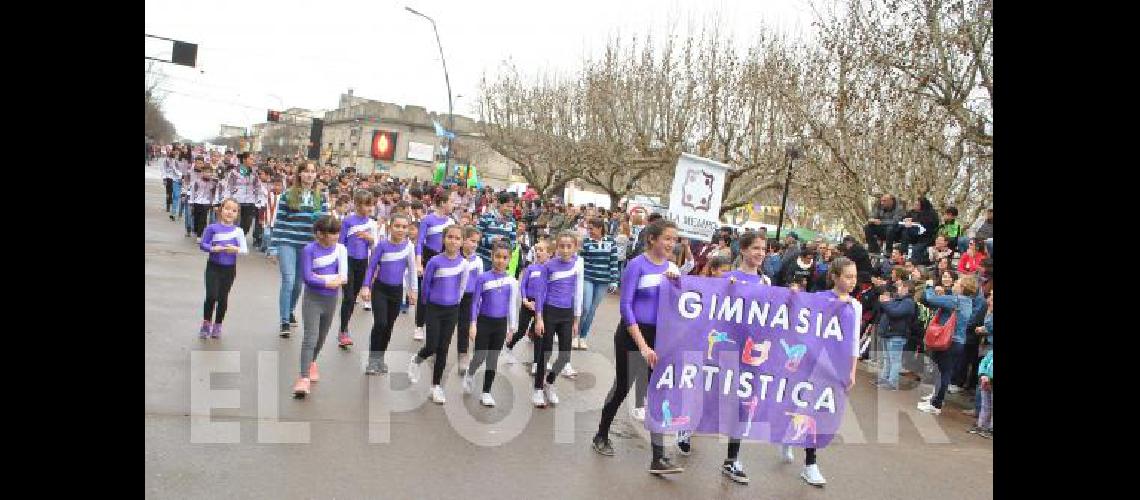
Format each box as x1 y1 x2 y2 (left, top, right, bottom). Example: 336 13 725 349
878 296 916 338
777 257 816 291
844 242 873 278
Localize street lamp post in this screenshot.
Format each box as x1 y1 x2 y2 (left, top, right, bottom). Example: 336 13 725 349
775 143 802 241
405 6 454 185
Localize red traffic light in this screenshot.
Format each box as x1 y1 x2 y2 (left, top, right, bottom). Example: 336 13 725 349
267 110 281 122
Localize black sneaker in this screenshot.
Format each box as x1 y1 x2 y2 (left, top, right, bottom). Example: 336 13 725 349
676 431 692 455
289 313 298 326
649 457 684 475
722 460 749 484
592 436 615 456
279 323 291 338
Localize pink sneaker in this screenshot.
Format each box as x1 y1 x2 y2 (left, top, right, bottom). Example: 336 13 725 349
210 323 223 339
309 362 320 382
292 377 311 397
338 332 354 348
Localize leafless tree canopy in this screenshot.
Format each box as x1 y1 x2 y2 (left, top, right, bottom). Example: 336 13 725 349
481 0 993 233
145 62 179 144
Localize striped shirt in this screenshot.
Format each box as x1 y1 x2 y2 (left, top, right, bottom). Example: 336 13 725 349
580 236 620 285
476 209 517 269
269 190 329 250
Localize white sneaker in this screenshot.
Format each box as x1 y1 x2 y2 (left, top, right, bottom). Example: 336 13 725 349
920 391 934 402
431 385 447 404
413 326 425 341
532 389 547 408
917 401 942 415
407 358 420 384
948 384 962 394
462 374 474 395
630 407 646 421
572 338 581 350
579 338 589 350
502 347 519 365
362 302 372 311
801 464 827 487
543 384 560 405
561 363 578 379
781 445 795 463
530 363 537 376
480 392 496 407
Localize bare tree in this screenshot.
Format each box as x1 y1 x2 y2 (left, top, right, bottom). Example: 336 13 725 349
145 62 178 143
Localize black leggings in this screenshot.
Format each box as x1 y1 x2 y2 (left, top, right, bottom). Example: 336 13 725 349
467 316 508 392
416 303 459 385
369 283 403 356
203 261 236 323
339 257 368 332
164 178 174 212
414 247 439 328
192 204 211 237
456 292 474 354
506 300 536 349
596 322 663 460
534 305 574 389
239 203 257 234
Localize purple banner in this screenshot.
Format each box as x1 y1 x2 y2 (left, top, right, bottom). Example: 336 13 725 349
645 276 858 448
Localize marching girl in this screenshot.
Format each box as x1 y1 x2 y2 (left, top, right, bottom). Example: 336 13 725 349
181 158 201 238
779 257 862 487
532 230 584 408
223 152 266 234
457 226 485 376
501 239 551 365
270 161 328 338
336 190 379 348
462 241 521 407
408 225 470 404
197 198 248 339
592 220 683 475
359 213 419 375
675 230 771 483
292 215 348 398
413 192 456 341
188 162 221 241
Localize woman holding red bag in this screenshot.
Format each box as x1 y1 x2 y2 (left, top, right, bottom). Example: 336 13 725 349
917 274 977 415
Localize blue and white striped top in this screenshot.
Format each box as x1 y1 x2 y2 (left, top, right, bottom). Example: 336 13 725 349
476 210 517 269
580 236 621 285
270 189 329 250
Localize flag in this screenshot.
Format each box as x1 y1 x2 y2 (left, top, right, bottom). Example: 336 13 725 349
432 120 456 140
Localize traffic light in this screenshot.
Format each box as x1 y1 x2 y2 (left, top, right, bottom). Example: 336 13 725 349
267 110 282 122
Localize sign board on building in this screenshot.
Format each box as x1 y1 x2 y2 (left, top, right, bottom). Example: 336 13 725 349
407 141 435 162
666 153 731 243
371 130 398 161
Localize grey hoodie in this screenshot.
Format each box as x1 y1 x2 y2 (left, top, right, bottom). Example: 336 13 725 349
871 200 904 225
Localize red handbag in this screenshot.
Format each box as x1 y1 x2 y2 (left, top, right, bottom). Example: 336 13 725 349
924 309 957 352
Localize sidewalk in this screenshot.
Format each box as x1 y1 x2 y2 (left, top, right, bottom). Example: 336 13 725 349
856 359 977 410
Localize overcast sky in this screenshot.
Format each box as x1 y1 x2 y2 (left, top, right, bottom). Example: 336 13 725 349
146 0 817 142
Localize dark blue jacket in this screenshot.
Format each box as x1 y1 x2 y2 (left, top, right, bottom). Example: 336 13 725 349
878 296 916 338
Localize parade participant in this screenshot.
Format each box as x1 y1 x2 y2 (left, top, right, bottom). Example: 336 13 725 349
163 149 180 217
457 226 485 376
223 152 266 234
188 162 220 240
197 198 248 339
414 193 456 341
360 213 419 374
292 215 348 398
409 225 470 404
501 239 550 365
270 161 328 338
462 241 521 407
592 219 683 475
576 218 620 351
778 256 862 487
335 190 379 348
181 158 200 238
675 231 771 483
532 230 584 408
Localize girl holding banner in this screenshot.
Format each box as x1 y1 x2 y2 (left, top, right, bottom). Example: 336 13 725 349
675 230 772 483
781 256 862 487
592 220 685 475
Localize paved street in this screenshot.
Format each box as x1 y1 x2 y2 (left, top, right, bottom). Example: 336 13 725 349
144 161 992 499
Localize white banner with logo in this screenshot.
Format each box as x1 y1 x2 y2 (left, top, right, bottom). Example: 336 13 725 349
667 153 730 242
